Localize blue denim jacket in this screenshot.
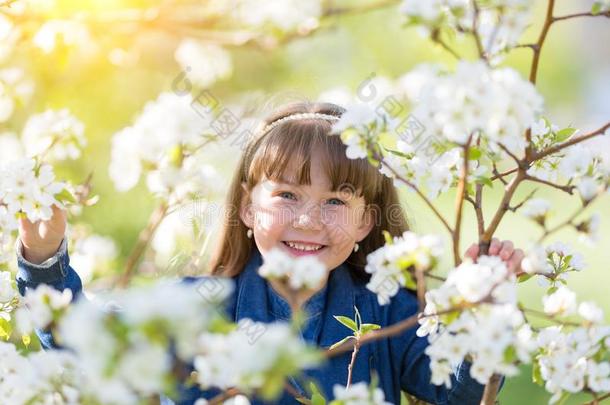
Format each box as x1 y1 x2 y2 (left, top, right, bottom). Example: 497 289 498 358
16 240 493 405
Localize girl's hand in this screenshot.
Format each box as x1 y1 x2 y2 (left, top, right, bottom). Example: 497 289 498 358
18 204 67 264
464 238 524 274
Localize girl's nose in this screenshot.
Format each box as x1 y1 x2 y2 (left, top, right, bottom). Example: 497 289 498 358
294 207 323 230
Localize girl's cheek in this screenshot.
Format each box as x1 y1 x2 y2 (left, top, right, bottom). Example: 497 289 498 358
325 223 357 247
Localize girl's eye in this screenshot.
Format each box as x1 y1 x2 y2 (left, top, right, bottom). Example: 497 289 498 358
278 191 297 200
327 198 346 206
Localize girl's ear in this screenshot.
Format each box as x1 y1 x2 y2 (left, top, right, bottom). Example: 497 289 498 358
355 205 376 242
239 182 254 228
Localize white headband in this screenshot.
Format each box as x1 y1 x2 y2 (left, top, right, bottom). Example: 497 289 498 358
259 112 340 137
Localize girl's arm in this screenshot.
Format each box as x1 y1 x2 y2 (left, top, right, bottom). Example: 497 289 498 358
15 236 83 349
15 204 83 349
390 289 500 405
400 240 517 403
399 333 493 405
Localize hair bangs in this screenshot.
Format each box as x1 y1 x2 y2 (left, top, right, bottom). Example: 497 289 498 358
247 119 382 204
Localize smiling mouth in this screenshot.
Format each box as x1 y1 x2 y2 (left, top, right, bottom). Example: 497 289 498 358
281 241 327 255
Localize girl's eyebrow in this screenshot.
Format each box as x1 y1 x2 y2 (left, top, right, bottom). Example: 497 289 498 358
276 179 351 197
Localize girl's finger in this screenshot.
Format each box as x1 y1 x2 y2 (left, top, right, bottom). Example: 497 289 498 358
489 238 501 255
464 244 479 260
499 240 514 260
507 248 525 273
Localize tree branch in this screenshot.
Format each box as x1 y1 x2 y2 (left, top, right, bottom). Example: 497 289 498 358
481 374 502 405
453 138 472 266
529 0 556 85
482 170 526 242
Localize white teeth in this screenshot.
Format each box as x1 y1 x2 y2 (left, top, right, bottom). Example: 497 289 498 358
285 241 323 251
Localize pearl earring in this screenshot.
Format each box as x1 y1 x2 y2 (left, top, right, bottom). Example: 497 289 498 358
246 228 253 239
353 242 359 252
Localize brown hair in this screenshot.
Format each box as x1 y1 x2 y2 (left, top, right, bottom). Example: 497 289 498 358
208 100 409 281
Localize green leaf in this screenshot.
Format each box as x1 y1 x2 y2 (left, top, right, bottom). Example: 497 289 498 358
546 286 558 295
403 272 417 290
592 2 602 15
309 382 327 405
0 318 12 340
440 310 460 325
328 335 355 350
333 316 358 332
503 345 516 363
383 147 411 159
55 187 77 205
312 393 326 405
22 334 31 347
382 230 393 245
555 127 576 142
517 273 533 283
468 147 482 160
532 360 543 386
360 323 381 335
477 176 494 188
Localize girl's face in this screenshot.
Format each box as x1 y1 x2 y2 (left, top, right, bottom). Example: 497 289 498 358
240 152 375 272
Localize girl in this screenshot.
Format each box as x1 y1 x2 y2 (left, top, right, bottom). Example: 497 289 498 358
17 101 524 405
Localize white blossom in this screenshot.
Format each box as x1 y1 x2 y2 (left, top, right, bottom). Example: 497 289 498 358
331 382 392 405
33 20 93 55
174 39 232 88
258 247 328 290
521 198 551 222
543 286 577 316
411 61 543 154
577 177 599 202
194 320 320 393
0 131 24 163
0 271 15 303
521 245 552 275
0 158 66 222
578 302 604 324
22 109 86 161
108 92 214 193
365 232 443 305
14 284 72 334
233 0 321 31
69 234 118 285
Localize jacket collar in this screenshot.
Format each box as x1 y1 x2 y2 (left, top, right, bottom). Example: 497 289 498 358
234 248 358 346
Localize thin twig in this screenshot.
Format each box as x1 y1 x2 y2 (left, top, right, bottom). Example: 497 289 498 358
324 0 400 17
507 188 537 213
431 30 462 60
116 202 169 287
209 387 241 405
583 392 610 405
470 0 488 63
491 167 517 182
553 11 610 22
523 174 575 194
346 339 361 388
376 152 453 234
530 121 610 162
536 194 599 244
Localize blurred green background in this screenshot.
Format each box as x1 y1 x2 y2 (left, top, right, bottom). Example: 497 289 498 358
8 0 610 403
